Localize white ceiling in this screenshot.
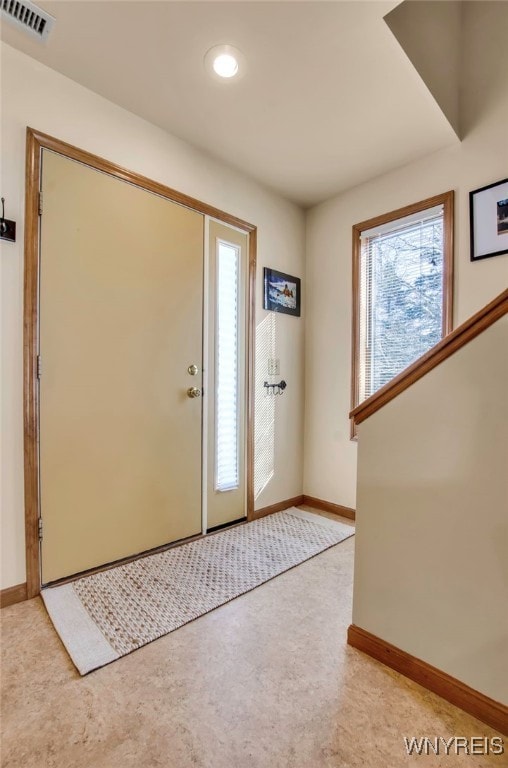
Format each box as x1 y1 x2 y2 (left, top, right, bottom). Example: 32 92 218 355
1 1 458 207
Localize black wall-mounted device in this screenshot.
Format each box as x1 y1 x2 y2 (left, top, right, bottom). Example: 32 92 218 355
0 198 16 243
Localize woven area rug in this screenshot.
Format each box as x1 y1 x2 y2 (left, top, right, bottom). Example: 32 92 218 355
41 508 354 675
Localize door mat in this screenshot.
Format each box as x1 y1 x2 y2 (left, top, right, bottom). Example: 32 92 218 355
42 508 354 674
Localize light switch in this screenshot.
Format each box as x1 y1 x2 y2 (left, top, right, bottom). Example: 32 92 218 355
268 358 280 376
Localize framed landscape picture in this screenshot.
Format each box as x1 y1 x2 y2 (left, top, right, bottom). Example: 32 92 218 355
470 178 508 261
263 268 301 317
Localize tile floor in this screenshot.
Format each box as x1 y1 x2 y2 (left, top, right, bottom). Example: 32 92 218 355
1 511 505 767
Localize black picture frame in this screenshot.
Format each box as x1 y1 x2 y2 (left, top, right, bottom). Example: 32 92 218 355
263 267 301 317
469 177 508 261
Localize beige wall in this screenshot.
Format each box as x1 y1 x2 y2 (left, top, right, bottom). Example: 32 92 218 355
0 43 306 590
385 0 462 136
352 316 508 703
303 2 508 509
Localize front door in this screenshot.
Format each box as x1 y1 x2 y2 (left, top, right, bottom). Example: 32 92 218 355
39 150 204 583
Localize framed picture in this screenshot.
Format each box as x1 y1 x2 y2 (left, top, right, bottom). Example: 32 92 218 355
470 178 508 261
263 268 301 317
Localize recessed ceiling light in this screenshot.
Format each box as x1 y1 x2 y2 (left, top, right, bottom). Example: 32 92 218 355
205 44 245 81
213 53 238 79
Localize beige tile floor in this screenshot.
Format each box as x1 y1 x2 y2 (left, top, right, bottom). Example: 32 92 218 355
1 510 505 768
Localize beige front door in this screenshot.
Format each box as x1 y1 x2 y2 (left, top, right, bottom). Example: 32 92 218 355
39 150 204 583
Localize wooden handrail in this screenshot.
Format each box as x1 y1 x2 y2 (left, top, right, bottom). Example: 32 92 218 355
350 288 508 426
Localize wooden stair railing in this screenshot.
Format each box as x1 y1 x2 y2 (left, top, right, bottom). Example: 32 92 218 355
350 288 508 428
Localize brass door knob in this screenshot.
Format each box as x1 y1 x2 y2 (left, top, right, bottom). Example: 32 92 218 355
187 387 201 399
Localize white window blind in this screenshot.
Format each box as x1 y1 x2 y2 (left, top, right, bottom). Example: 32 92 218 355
215 240 240 492
358 204 445 402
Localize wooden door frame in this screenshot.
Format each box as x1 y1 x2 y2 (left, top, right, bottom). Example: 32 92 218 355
24 127 257 598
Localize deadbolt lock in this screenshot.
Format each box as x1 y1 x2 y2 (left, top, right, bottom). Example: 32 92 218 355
187 387 201 399
187 364 199 376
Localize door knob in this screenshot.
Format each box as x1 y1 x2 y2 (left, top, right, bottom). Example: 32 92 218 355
187 387 201 399
187 364 199 376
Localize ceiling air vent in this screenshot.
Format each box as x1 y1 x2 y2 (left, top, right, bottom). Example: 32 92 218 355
1 0 55 41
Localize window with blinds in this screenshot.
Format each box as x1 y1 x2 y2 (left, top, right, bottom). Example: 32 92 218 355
215 240 240 492
352 193 453 417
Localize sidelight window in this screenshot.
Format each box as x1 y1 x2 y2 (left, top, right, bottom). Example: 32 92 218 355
215 240 240 491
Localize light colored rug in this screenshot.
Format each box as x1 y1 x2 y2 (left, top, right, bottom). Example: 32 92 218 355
41 508 354 674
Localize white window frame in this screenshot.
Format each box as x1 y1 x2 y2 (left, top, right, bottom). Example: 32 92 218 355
214 238 241 492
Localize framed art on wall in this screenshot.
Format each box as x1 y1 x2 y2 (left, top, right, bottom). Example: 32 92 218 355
470 178 508 261
263 268 301 317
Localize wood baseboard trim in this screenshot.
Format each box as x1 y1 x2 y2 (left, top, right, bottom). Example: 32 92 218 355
1 582 28 608
302 495 356 521
252 495 305 520
347 624 507 736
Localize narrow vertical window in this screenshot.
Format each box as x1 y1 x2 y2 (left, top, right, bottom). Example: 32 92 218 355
215 240 240 491
352 192 453 431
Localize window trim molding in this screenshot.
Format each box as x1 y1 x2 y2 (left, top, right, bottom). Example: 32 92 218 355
350 190 454 439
